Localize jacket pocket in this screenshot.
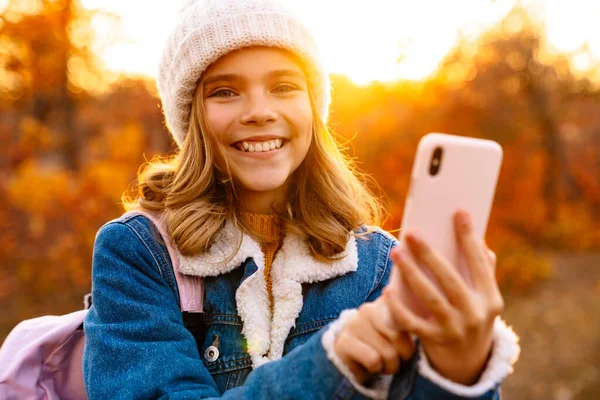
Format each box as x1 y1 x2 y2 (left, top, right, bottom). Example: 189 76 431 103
191 313 253 395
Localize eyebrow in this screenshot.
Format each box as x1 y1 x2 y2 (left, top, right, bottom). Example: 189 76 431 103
267 69 306 81
203 69 306 87
203 73 239 87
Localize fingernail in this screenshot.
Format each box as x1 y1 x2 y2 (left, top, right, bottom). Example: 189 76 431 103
407 232 422 245
397 250 413 271
458 210 471 226
396 248 405 262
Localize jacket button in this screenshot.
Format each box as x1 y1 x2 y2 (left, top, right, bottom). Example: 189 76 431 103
204 345 219 362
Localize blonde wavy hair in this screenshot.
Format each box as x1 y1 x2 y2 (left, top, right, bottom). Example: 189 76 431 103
123 75 384 262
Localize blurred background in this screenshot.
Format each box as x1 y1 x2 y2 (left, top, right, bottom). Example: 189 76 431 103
0 0 598 398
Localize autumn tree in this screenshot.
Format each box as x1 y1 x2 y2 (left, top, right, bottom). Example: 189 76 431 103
0 0 117 170
0 0 173 338
433 6 599 233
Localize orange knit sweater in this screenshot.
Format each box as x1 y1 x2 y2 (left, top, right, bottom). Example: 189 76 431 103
239 211 283 316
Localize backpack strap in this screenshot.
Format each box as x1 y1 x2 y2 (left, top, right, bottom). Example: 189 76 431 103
124 210 204 313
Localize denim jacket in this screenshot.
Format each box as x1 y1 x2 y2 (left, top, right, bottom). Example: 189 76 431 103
83 213 518 399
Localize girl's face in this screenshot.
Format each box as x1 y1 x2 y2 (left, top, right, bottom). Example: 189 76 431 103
202 47 313 210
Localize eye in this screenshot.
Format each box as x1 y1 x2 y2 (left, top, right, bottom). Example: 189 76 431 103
273 83 299 94
208 89 237 98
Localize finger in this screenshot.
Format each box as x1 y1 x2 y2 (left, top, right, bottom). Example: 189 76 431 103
388 328 415 361
370 288 417 360
355 303 401 374
369 299 416 362
481 242 504 315
454 210 495 292
403 235 471 311
340 329 385 375
336 333 373 383
348 361 370 385
391 248 455 323
387 249 403 294
483 240 497 270
382 285 438 340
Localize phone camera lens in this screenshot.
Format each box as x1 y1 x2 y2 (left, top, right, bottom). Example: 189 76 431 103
429 147 443 176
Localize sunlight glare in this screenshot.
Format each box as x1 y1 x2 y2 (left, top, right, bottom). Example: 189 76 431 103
81 0 600 85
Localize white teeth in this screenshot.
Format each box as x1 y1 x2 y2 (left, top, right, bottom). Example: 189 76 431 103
238 139 284 152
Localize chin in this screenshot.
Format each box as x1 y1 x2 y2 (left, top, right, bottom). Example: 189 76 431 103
237 174 289 193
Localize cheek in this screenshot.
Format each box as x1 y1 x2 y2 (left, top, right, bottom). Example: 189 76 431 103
203 103 234 141
289 95 313 141
202 104 234 170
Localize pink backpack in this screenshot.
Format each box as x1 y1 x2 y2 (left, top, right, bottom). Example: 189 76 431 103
0 211 204 400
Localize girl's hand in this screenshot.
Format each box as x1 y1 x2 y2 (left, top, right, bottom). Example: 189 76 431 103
334 296 416 384
383 209 504 385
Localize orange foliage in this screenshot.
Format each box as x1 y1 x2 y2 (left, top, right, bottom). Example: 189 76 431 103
1 2 599 340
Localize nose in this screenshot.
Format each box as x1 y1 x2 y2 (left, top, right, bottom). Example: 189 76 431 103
240 90 278 126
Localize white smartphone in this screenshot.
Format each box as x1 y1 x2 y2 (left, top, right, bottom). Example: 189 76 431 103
395 133 503 315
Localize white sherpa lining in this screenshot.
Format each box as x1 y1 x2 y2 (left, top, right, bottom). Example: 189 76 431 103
178 221 359 369
321 312 520 399
417 317 520 397
321 309 394 399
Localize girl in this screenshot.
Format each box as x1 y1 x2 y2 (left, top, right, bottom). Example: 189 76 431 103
82 0 519 398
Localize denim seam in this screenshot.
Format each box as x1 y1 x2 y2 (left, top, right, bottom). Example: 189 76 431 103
334 379 356 400
205 320 242 327
205 358 253 374
225 370 234 391
108 221 166 288
203 355 252 366
130 217 172 283
286 326 320 339
299 317 337 327
367 230 394 297
236 370 245 389
207 314 242 318
203 314 243 321
125 216 180 304
287 318 336 338
195 314 243 326
200 318 242 326
101 220 182 314
235 368 247 387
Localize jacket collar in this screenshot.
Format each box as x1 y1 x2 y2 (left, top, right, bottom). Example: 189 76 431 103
178 220 358 368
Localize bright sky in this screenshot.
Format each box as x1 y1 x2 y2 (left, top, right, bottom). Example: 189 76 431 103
81 0 600 85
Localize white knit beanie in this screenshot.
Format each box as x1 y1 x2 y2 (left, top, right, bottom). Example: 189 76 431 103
157 0 330 148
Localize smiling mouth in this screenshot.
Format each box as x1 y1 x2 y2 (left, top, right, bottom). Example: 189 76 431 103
232 139 286 153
